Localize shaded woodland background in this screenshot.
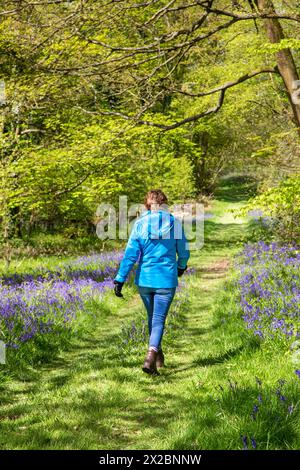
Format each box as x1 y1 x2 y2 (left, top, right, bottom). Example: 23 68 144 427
0 0 300 258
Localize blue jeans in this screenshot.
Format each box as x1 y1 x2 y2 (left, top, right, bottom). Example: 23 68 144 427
138 287 176 351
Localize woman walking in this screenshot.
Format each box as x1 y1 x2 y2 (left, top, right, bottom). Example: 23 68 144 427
113 190 190 375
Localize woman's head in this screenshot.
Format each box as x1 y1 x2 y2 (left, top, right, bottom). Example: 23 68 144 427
144 189 168 211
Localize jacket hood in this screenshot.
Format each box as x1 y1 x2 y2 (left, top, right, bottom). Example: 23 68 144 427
139 209 174 239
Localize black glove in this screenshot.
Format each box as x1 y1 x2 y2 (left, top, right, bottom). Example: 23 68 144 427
113 280 124 297
178 266 187 277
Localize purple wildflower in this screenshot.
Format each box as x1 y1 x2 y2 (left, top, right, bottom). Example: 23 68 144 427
251 404 259 420
0 251 124 348
235 242 300 341
251 437 257 449
241 435 248 450
257 394 263 403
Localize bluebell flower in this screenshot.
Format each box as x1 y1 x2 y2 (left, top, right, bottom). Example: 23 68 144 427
241 435 248 450
251 437 257 449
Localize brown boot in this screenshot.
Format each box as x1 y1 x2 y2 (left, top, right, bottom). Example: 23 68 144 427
142 348 159 376
156 349 164 368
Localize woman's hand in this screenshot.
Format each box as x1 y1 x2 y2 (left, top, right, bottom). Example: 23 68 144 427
178 266 187 277
113 280 124 297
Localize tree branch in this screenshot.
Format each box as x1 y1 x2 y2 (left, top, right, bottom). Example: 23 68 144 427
174 67 279 97
203 6 300 24
75 67 279 130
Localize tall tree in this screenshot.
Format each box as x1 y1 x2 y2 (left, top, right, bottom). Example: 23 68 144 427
257 0 300 132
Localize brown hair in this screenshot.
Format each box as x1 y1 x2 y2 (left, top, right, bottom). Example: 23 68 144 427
144 189 168 210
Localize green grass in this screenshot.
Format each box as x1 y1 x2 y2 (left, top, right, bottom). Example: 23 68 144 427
0 177 299 450
0 240 124 276
0 232 125 275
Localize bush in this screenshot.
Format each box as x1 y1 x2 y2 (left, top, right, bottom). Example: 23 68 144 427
240 175 300 243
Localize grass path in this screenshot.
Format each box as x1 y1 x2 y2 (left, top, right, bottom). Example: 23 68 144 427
0 186 254 450
2 178 299 450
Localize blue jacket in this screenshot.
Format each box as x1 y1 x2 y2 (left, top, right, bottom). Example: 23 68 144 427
114 209 190 288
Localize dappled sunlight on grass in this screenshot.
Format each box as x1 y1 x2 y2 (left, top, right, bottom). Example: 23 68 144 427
1 176 299 450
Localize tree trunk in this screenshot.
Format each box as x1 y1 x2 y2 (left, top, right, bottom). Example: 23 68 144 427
257 0 300 133
191 130 210 193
